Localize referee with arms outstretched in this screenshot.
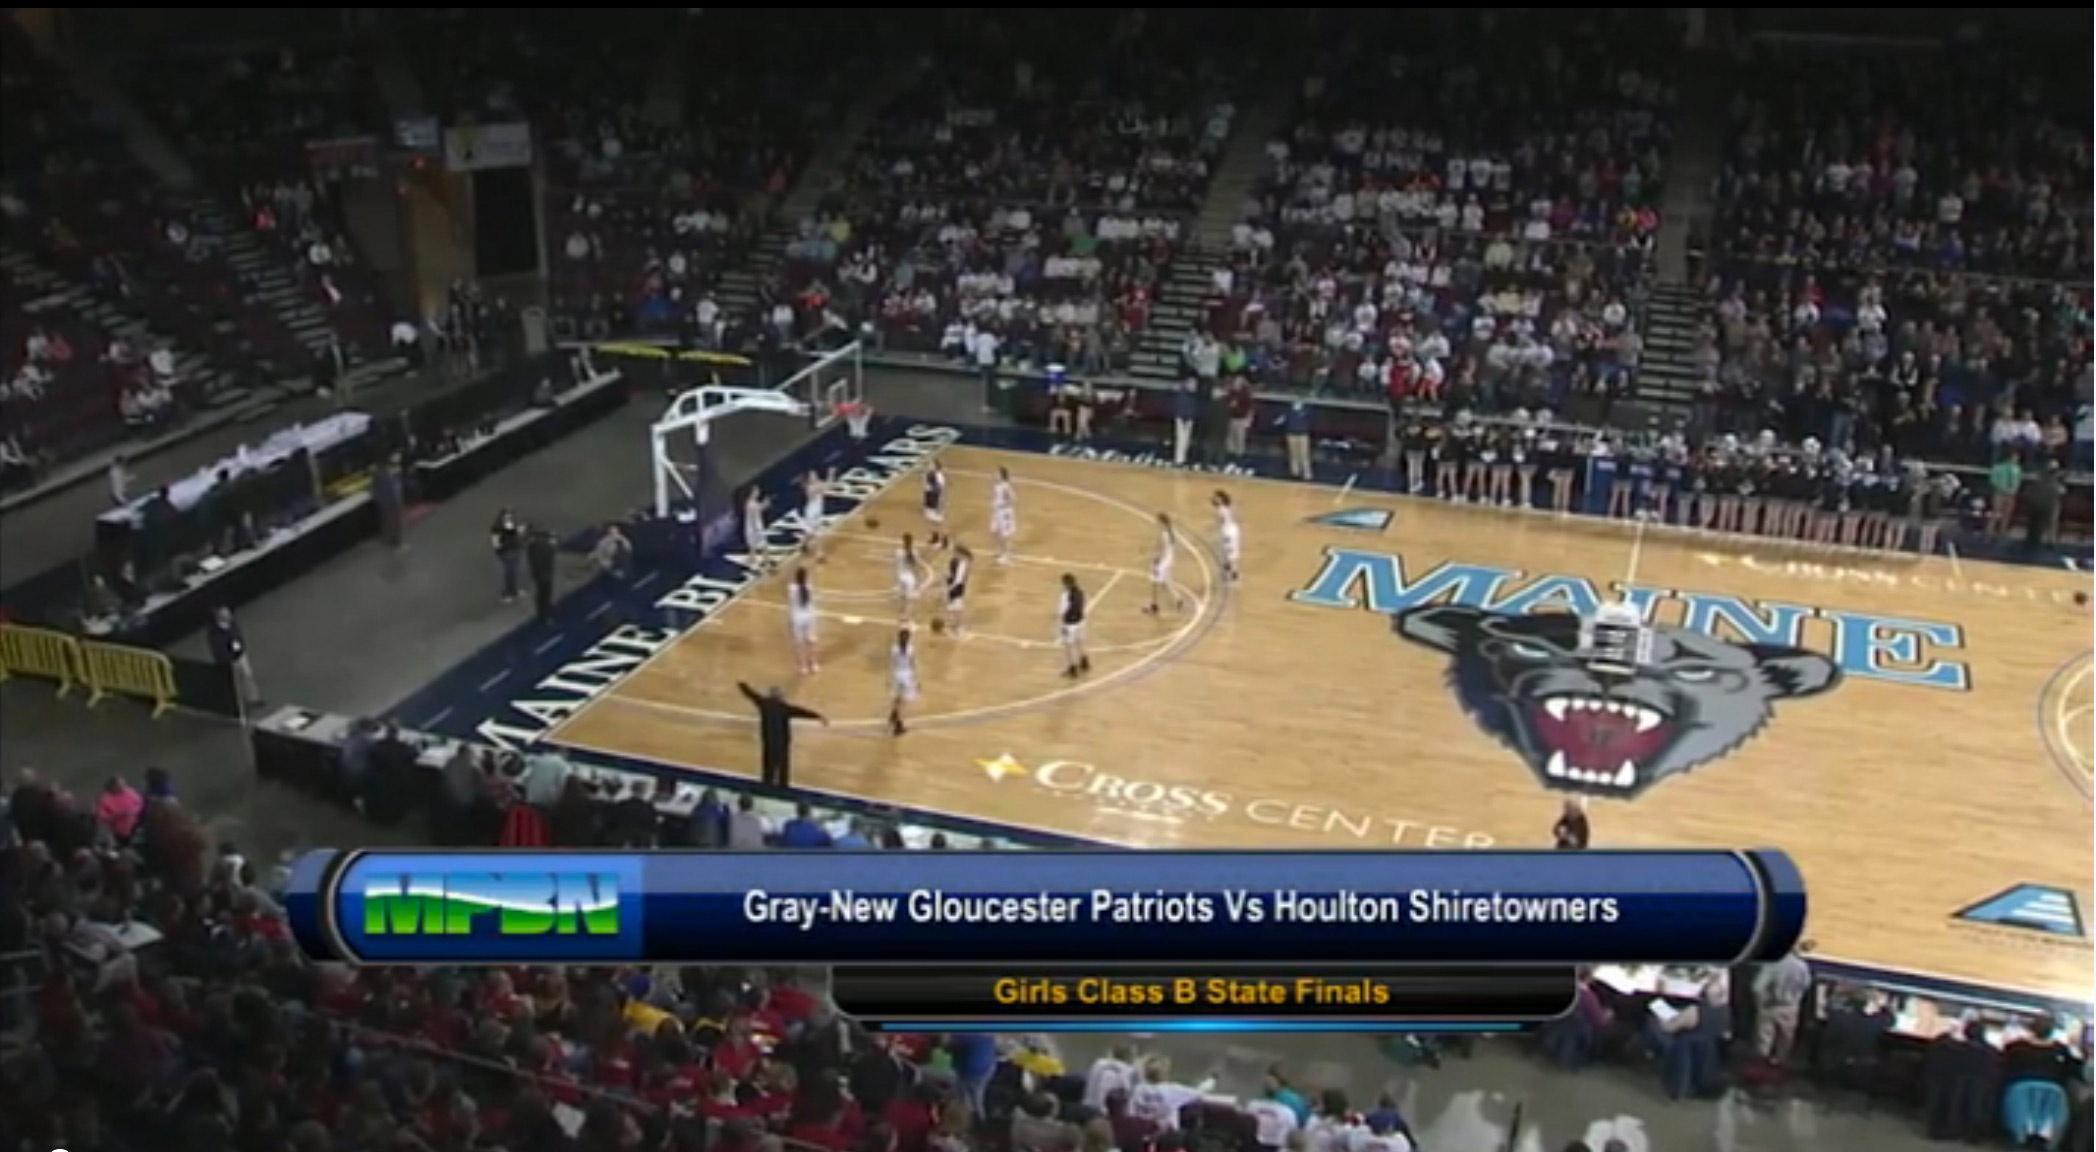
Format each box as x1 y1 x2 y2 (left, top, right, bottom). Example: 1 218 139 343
739 682 828 787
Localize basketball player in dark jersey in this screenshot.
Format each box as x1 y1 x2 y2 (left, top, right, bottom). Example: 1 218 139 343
1542 429 1576 513
941 542 973 635
1655 443 1684 525
1464 424 1492 504
1486 428 1515 507
1058 573 1091 678
1709 452 1736 533
1432 422 1460 500
922 459 949 550
1685 447 1713 529
1402 420 1430 495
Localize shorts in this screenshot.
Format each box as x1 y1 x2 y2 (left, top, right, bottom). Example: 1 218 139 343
745 518 767 550
946 588 966 612
790 614 817 645
1059 622 1086 646
898 573 919 600
1151 558 1173 584
991 510 1016 538
924 501 945 524
892 671 919 701
802 500 825 531
1221 530 1242 565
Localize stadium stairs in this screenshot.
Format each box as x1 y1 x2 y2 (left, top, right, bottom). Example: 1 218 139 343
1128 90 1292 384
183 198 409 401
1633 36 1727 415
718 60 922 320
0 247 249 414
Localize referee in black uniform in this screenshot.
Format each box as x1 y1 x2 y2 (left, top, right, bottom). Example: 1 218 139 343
738 682 829 788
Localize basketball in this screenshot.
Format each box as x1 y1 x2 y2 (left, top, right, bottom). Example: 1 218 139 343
867 516 881 529
930 619 945 634
2075 591 2088 606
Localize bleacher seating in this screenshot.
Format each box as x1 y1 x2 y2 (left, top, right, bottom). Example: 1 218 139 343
1222 9 1676 404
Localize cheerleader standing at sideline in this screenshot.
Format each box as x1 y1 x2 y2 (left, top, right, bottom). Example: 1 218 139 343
942 543 973 635
799 469 834 561
922 459 950 549
788 566 819 674
1212 490 1242 582
887 627 917 736
1143 513 1188 615
1058 573 1091 678
895 533 922 625
989 467 1018 565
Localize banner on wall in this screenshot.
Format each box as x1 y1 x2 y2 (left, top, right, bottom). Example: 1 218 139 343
443 122 533 172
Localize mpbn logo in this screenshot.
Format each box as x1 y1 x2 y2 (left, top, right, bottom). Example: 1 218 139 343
363 871 621 936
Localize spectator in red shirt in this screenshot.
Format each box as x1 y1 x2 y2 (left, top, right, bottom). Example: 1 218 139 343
1106 1087 1160 1152
713 1013 764 1080
1225 376 1255 457
883 1081 942 1152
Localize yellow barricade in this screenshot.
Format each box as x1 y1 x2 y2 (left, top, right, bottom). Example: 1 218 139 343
0 624 85 696
80 639 179 717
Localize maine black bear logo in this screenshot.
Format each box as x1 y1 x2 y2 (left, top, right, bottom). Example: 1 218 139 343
1394 604 1840 799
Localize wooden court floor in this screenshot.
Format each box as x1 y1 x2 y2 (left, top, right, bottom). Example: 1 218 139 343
549 445 2095 1002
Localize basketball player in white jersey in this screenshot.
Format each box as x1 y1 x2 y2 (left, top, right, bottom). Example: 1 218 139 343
1142 512 1188 615
742 487 771 568
1058 572 1091 678
887 627 917 735
989 466 1017 565
941 542 973 635
799 469 834 561
787 566 819 674
894 532 922 625
1211 490 1241 582
922 459 950 549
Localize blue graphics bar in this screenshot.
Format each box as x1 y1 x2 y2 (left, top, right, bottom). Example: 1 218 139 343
287 849 1803 967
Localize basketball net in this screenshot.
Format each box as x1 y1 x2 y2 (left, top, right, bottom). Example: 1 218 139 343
839 400 873 441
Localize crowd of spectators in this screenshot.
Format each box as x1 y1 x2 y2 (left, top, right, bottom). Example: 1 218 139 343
1711 41 2091 281
121 44 399 362
846 13 1235 215
762 12 1241 373
1190 11 1671 410
1 751 1440 1152
541 14 879 345
1698 36 2093 491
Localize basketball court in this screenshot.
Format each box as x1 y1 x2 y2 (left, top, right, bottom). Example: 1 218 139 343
546 441 2094 1005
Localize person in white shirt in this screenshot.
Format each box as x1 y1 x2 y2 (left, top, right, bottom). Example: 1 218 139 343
1082 1045 1139 1111
107 454 132 506
886 627 917 737
1128 1058 1205 1131
973 327 1002 404
1244 1095 1299 1151
989 466 1018 565
1212 490 1242 582
787 567 819 675
1143 513 1187 615
894 533 922 626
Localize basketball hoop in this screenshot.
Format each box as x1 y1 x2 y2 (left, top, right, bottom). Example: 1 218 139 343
838 399 873 441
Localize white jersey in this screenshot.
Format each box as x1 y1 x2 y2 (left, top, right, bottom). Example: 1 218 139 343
890 641 918 699
896 547 919 596
1217 506 1242 562
991 479 1017 538
744 497 768 551
1151 525 1176 583
801 477 826 527
788 581 817 643
946 554 971 606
